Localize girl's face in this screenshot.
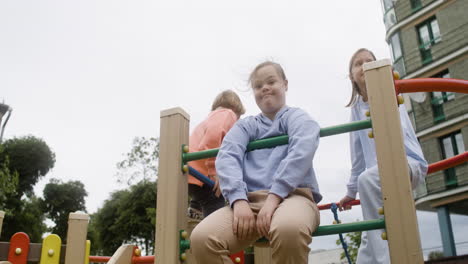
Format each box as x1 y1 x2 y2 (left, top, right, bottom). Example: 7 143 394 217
351 51 375 100
251 65 288 120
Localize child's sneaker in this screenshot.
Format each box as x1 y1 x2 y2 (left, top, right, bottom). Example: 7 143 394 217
187 207 203 220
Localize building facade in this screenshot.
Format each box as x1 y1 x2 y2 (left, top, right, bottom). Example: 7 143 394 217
381 0 467 257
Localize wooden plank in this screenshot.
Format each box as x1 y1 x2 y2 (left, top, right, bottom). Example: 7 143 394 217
254 247 272 264
431 192 468 208
7 232 30 264
40 234 62 264
364 59 424 264
0 243 66 263
0 242 8 259
186 218 200 264
64 212 89 264
155 107 190 264
0 211 4 238
107 245 134 264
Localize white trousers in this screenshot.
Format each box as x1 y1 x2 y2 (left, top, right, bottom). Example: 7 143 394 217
356 165 389 264
356 163 421 264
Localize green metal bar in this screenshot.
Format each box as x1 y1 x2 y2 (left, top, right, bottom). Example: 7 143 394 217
320 119 372 138
255 219 385 243
246 135 289 152
182 119 372 163
313 219 385 237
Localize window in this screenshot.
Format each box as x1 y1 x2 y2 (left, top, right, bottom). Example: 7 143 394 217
384 8 397 30
417 17 441 64
382 0 394 12
390 33 402 61
389 32 406 76
431 70 453 123
440 131 465 188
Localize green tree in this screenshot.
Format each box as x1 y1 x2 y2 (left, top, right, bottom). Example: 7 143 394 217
0 154 18 208
92 180 157 255
336 231 362 263
0 196 47 242
92 190 128 256
0 136 55 197
41 179 88 241
116 137 159 185
0 136 55 242
428 250 444 260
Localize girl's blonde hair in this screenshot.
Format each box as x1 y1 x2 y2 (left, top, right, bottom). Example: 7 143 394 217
211 90 246 117
248 61 287 87
346 48 377 107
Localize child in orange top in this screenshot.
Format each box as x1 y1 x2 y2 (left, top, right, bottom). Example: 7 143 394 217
188 90 245 219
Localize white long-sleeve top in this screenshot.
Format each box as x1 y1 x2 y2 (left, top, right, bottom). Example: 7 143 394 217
346 96 428 198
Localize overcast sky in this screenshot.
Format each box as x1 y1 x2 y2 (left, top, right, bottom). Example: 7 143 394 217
1 0 467 258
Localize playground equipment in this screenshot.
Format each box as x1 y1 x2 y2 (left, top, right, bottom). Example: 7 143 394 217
0 212 90 264
0 59 467 264
155 59 468 264
0 146 465 264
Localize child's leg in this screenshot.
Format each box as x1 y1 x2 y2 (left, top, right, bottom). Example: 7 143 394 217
268 188 319 264
356 166 390 264
190 206 258 264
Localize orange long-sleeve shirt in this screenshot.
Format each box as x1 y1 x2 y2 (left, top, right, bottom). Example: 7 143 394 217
188 108 238 186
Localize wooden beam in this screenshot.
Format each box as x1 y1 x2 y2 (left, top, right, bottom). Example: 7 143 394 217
65 212 89 264
364 59 424 264
155 108 190 264
1 242 67 263
0 211 4 238
254 247 272 264
431 191 468 208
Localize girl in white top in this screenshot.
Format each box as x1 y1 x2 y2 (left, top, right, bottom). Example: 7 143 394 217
339 48 428 264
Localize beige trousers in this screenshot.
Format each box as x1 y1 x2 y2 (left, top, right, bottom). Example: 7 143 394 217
190 188 320 264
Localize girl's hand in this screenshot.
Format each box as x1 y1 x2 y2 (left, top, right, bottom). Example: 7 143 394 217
339 195 355 211
256 194 282 239
232 200 256 240
212 175 221 198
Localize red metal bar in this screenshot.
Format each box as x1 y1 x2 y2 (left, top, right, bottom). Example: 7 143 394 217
318 199 361 210
133 256 154 263
428 152 468 174
89 256 111 262
395 78 468 94
89 255 156 263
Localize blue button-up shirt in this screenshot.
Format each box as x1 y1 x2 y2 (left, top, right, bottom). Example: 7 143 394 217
216 106 322 206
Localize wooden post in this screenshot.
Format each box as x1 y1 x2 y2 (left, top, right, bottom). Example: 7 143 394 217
186 218 200 264
0 211 4 237
254 247 272 264
155 108 190 264
65 212 89 264
364 59 424 263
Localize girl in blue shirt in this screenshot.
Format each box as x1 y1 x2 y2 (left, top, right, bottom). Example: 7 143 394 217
339 48 428 264
190 61 322 264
